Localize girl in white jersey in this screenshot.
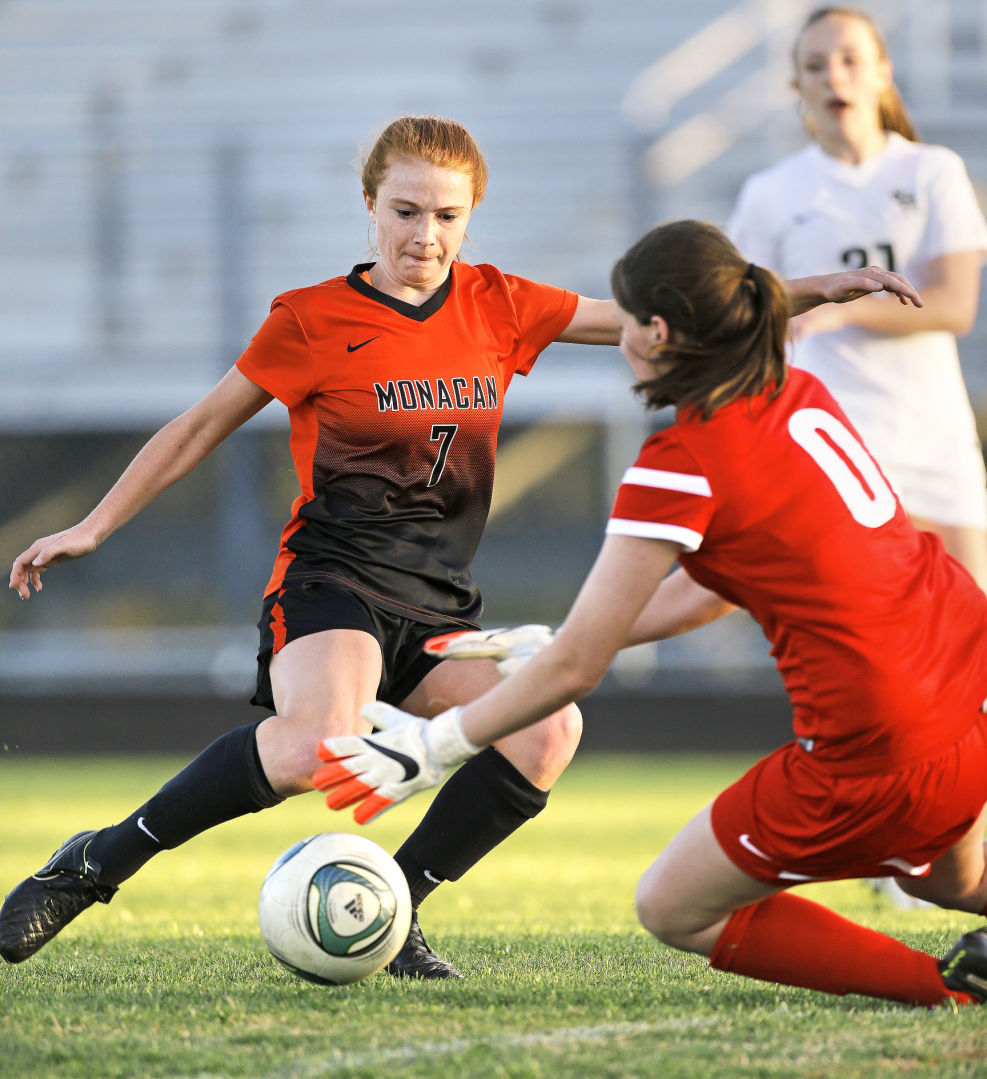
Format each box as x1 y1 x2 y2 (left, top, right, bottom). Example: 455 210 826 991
728 5 987 588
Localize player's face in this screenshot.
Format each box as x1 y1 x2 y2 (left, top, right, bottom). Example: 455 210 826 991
793 14 892 145
365 156 474 298
614 303 671 381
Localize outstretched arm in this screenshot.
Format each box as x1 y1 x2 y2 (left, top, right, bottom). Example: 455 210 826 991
555 296 620 345
786 265 923 316
9 366 272 599
553 265 923 347
428 568 733 659
451 534 682 745
791 250 978 339
625 567 735 645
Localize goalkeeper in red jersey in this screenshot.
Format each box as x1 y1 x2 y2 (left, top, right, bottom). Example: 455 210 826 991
317 220 987 1007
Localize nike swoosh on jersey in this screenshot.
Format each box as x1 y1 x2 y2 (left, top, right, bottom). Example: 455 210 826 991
346 336 380 352
361 738 421 781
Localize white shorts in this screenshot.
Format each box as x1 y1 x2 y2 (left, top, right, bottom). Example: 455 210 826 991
802 353 987 531
881 443 987 530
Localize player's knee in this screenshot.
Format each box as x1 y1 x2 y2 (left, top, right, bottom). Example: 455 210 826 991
902 865 986 911
530 702 583 769
634 870 712 950
491 704 582 788
495 703 581 789
262 707 368 789
634 880 683 947
552 701 583 750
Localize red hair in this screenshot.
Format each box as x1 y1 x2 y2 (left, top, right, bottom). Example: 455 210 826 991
360 116 489 206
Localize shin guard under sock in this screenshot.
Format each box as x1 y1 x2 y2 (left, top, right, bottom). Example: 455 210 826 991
709 891 974 1006
87 723 284 887
393 747 549 908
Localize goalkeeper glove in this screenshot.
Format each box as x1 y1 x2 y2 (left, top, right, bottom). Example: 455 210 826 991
313 703 482 823
425 623 554 676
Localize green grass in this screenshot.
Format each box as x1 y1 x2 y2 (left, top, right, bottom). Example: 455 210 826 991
0 753 983 1078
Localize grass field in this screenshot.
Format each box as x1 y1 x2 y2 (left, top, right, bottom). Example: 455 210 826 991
0 753 983 1079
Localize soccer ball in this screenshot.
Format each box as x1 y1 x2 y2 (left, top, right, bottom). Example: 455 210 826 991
258 832 411 985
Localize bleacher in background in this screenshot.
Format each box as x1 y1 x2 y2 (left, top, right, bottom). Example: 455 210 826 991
0 0 699 401
1 0 986 720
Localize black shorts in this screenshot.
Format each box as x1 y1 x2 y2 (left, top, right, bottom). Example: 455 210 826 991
251 577 480 712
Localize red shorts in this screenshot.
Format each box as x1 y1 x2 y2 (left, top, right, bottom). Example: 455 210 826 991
711 716 987 884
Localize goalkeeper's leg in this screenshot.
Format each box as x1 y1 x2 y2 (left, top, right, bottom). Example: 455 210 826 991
635 806 981 1007
893 803 987 913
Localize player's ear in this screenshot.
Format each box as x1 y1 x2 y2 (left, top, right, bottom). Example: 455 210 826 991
877 56 893 91
649 314 670 347
363 190 376 221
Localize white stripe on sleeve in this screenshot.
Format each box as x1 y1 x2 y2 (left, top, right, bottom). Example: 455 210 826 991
620 466 711 497
606 518 704 551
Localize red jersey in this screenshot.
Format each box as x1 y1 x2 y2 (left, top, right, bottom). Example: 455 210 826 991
608 367 987 771
237 262 577 625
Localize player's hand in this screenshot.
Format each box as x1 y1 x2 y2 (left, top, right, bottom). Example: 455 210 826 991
8 526 99 600
313 704 482 824
425 624 554 677
819 266 923 308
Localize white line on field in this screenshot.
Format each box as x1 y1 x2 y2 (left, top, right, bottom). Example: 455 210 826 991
253 1016 723 1078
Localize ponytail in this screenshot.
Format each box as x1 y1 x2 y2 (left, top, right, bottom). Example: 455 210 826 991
878 84 920 142
610 222 789 419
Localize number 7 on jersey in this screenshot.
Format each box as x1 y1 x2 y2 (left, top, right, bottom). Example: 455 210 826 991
427 424 458 487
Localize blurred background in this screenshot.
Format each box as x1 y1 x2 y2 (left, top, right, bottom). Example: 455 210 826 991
1 0 985 753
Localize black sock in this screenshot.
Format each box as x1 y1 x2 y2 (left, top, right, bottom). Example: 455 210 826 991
86 722 283 887
392 747 549 909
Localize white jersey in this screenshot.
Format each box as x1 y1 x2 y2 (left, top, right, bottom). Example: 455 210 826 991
728 134 987 527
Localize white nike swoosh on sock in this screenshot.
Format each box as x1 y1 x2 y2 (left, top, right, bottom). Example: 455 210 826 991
424 869 442 884
137 816 161 844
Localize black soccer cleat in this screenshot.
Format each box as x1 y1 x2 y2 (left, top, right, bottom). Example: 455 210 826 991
938 926 987 1002
0 830 117 964
386 915 462 980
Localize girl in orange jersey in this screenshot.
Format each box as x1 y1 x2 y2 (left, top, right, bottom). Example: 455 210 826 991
317 220 987 1006
3 118 918 978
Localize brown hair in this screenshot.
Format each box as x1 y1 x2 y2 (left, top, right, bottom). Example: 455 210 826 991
610 221 789 419
360 115 489 207
793 7 919 142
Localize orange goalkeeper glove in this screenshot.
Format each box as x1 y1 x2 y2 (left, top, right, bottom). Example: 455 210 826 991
312 703 482 824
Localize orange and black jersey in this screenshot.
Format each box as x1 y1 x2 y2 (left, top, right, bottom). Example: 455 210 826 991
237 261 577 625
